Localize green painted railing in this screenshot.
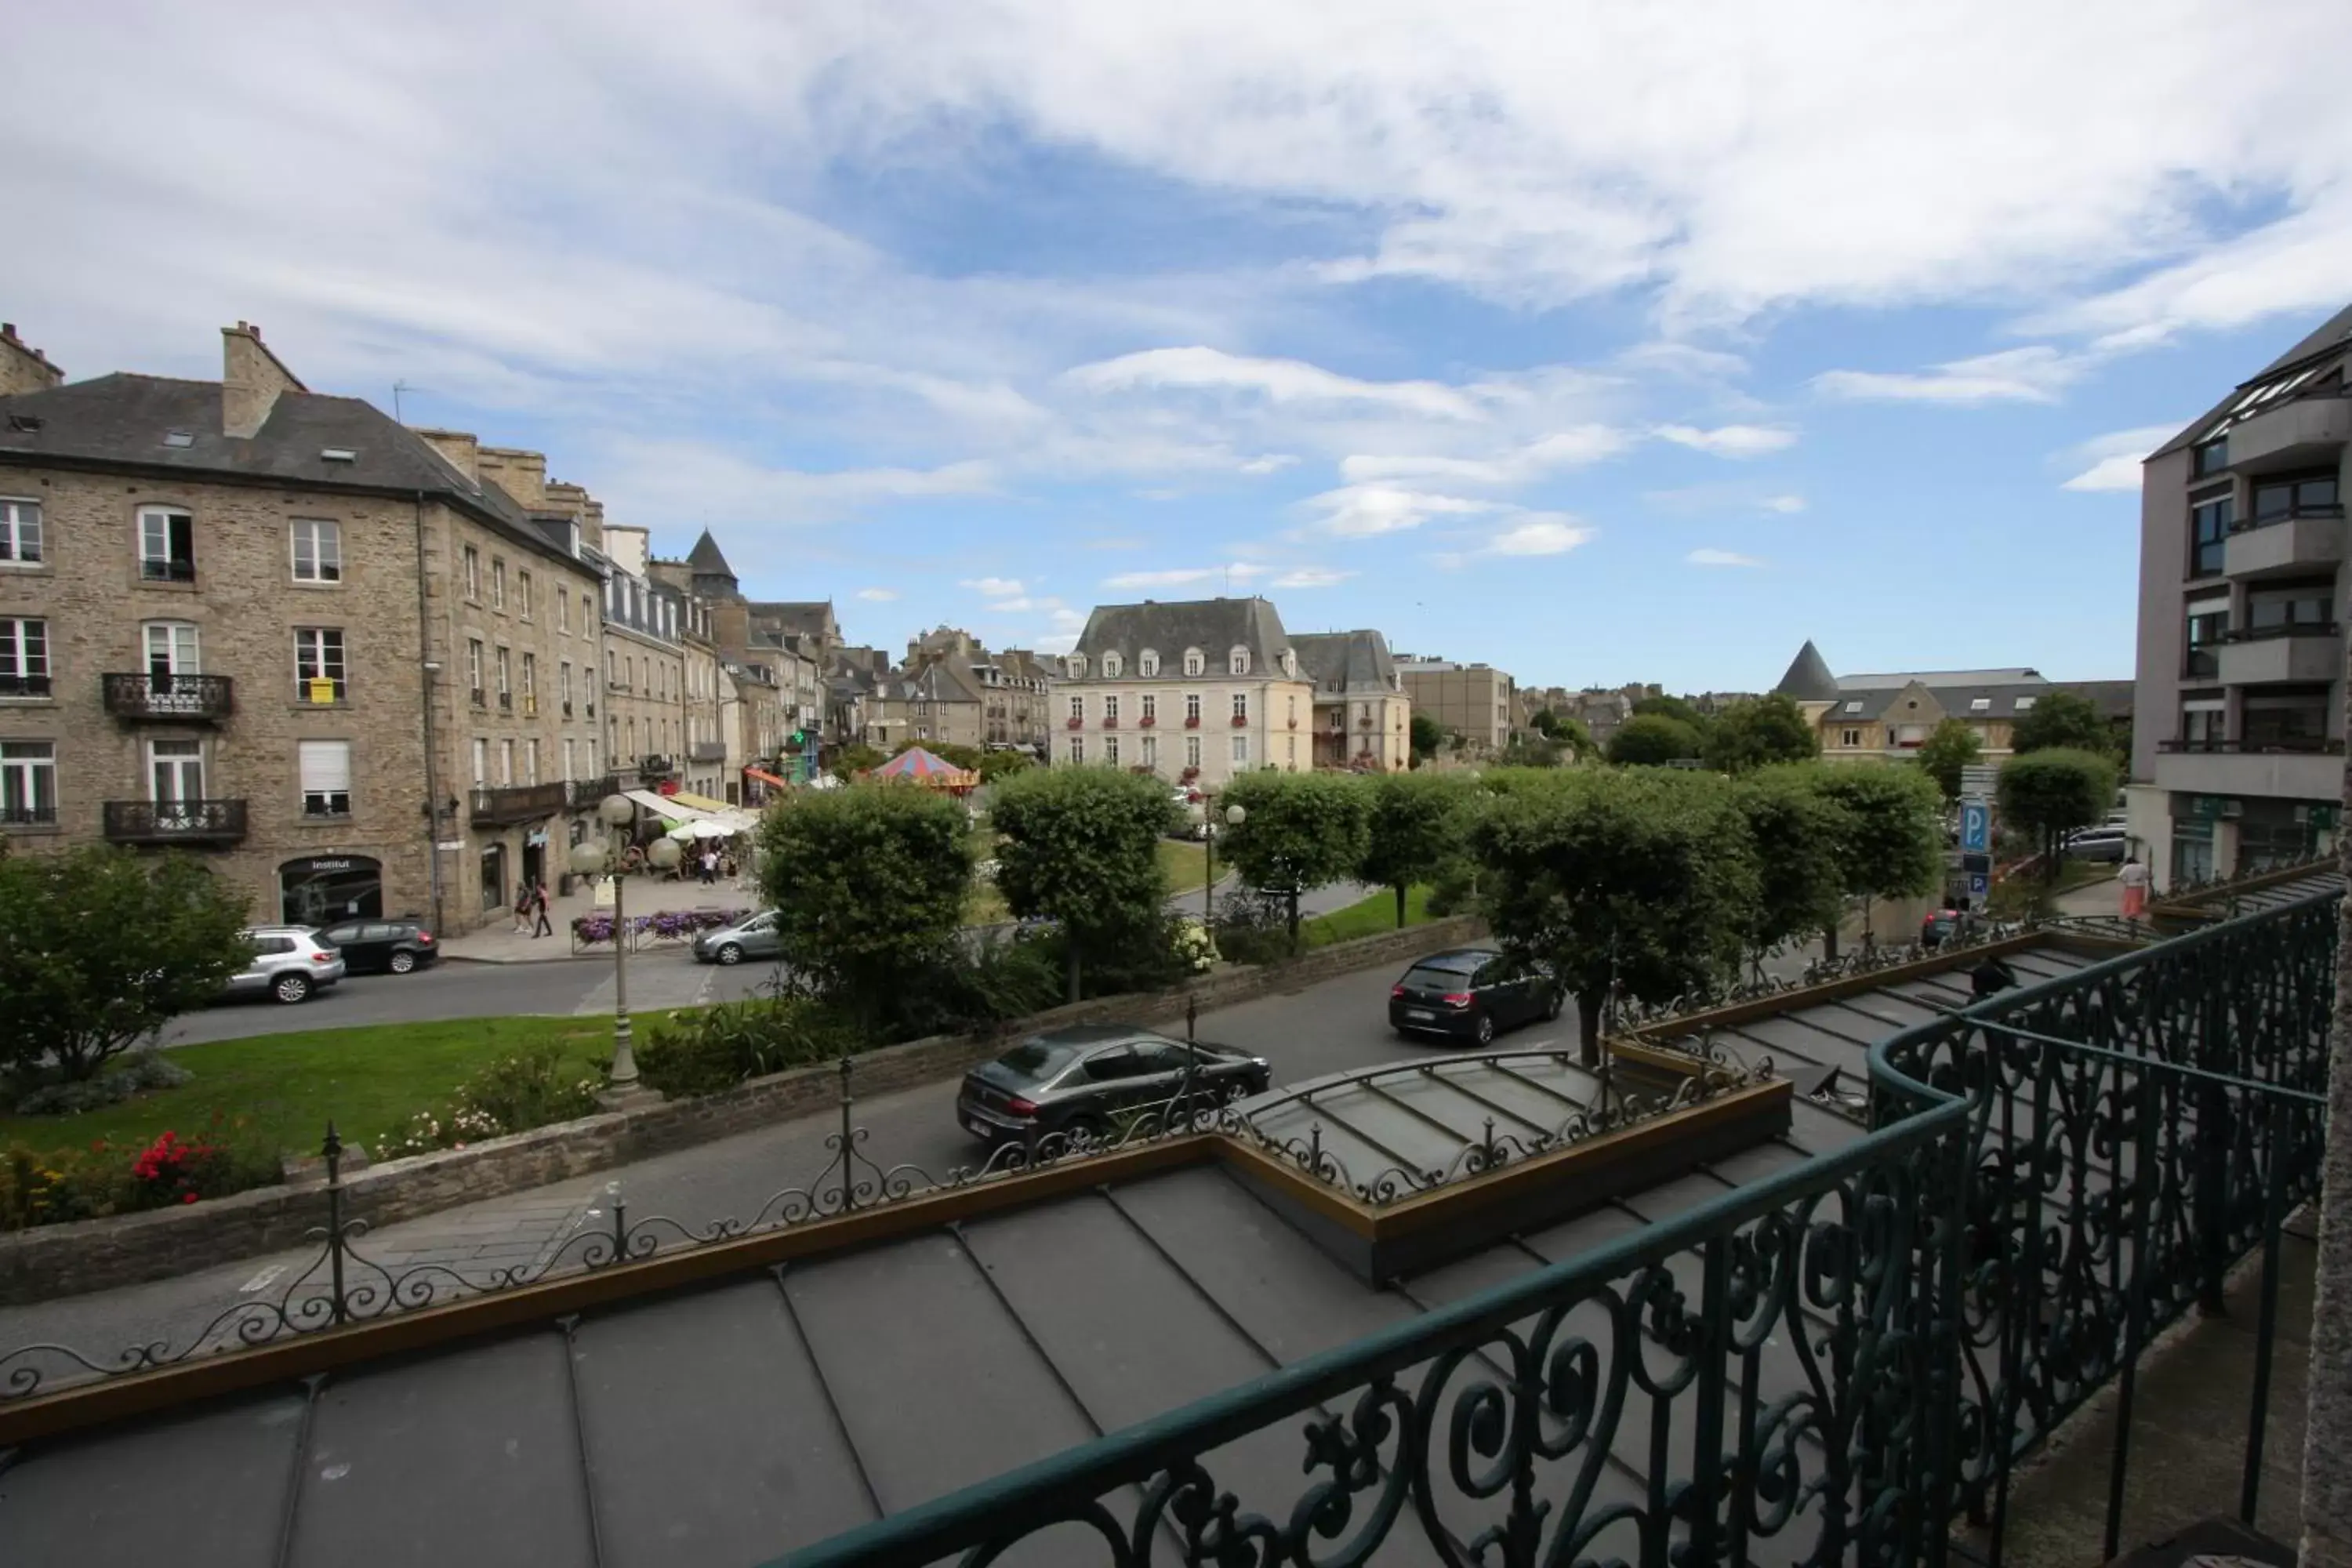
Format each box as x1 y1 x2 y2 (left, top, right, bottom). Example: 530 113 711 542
780 889 2339 1568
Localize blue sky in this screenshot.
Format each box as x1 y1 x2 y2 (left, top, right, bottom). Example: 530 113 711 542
10 2 2350 691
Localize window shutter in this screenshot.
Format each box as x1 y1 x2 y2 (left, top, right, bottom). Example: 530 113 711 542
298 740 351 795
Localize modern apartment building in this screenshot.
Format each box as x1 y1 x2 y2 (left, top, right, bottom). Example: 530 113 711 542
2128 303 2352 889
1394 655 1516 755
0 322 612 934
1058 597 1316 785
1289 630 1411 771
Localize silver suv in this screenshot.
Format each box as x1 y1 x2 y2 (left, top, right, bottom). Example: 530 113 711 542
223 926 347 1004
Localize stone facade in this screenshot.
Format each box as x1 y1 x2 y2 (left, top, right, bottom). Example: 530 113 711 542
1291 630 1411 771
1396 656 1519 756
1058 597 1318 785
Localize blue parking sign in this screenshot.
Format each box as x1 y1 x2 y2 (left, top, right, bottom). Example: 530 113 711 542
1968 872 1989 898
1960 802 1991 854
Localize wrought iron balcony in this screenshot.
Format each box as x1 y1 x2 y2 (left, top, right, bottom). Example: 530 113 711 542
468 781 568 825
567 775 622 810
101 798 248 845
101 673 234 722
637 755 674 779
0 802 57 828
2159 735 2343 755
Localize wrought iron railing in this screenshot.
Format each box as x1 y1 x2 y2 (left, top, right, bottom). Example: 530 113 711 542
99 798 248 844
466 781 568 824
100 671 234 721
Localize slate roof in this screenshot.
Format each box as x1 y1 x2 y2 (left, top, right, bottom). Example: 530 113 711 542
1288 630 1397 698
1771 640 1839 702
1072 597 1294 677
1824 679 2053 724
2049 679 2135 720
0 373 583 567
684 528 736 579
750 601 839 643
2151 300 2352 459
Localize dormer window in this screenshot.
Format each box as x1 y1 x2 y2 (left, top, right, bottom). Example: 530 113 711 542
1969 698 1991 713
1281 650 1297 678
1069 654 1088 679
1229 646 1250 677
1183 648 1205 677
1138 649 1160 677
1842 700 1863 714
2013 696 2037 712
1102 652 1123 679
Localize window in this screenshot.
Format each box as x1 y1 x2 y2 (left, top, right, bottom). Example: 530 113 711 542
2246 579 2336 633
144 621 200 675
1141 735 1158 769
1966 696 1991 712
0 740 56 825
1842 699 1863 714
1229 646 1250 676
1068 654 1087 679
1232 734 1250 765
2251 474 2342 524
1287 735 1297 767
2243 688 2332 750
2184 599 2229 680
148 738 204 805
1104 735 1120 767
1102 653 1123 678
1838 728 1862 748
499 739 514 785
467 639 486 704
495 646 513 709
471 738 488 786
525 739 539 784
2192 436 2228 477
1183 648 1204 677
586 739 597 778
2179 700 2226 751
561 661 574 716
0 618 48 698
1330 707 1345 731
517 569 532 620
299 740 352 817
1139 650 1159 677
1231 692 1249 723
1 499 44 564
1069 695 1084 721
491 558 506 611
581 592 592 630
1069 735 1086 765
1185 735 1201 770
289 519 341 583
2013 697 2036 713
138 506 194 582
1105 695 1120 725
1289 695 1298 725
521 653 537 715
2190 495 2233 576
463 546 481 601
294 628 347 702
557 590 570 634
1141 693 1156 724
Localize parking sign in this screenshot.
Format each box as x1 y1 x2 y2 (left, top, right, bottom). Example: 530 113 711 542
1960 802 1991 854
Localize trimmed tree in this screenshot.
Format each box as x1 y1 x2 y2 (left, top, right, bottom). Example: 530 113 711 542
1813 764 1944 952
989 767 1178 1002
1606 713 1704 766
975 748 1035 782
1915 718 1983 803
1702 695 1820 773
1472 769 1758 1065
1997 748 2118 881
1218 771 1374 953
757 783 974 1034
1732 764 1849 976
827 742 885 781
1409 713 1445 765
0 845 252 1083
2010 690 2115 758
1359 770 1472 929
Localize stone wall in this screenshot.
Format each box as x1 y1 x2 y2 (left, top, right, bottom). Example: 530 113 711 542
0 913 1485 1305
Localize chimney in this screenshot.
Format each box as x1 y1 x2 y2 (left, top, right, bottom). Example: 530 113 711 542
220 321 305 439
413 428 481 485
0 323 64 395
476 446 547 510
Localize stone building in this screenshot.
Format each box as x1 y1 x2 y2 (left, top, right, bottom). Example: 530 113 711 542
990 648 1055 753
1289 630 1411 771
595 524 688 793
1394 655 1518 756
1058 597 1316 785
1773 640 2133 777
0 321 610 935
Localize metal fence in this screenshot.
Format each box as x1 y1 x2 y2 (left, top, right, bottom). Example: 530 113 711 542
779 890 2339 1568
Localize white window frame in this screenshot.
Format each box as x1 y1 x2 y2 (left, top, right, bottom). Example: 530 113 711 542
1183 648 1204 677
1104 735 1120 767
1232 692 1249 723
1069 695 1085 721
517 568 532 621
289 519 342 583
1232 734 1250 765
144 620 200 674
0 739 56 822
1229 646 1250 677
463 546 481 601
1069 735 1085 765
1185 734 1202 770
0 498 45 565
491 557 507 611
1105 695 1120 725
499 738 514 785
138 506 194 581
472 737 488 786
1102 652 1122 678
0 617 49 695
557 590 571 634
1141 735 1158 769
467 639 485 702
299 739 353 818
1141 693 1156 724
1185 692 1202 724
147 737 205 804
1138 650 1159 677
294 626 347 703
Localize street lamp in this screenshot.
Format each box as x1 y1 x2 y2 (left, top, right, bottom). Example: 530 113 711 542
1204 800 1245 924
569 793 681 1102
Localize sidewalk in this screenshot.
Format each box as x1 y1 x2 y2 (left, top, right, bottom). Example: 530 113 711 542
439 875 760 964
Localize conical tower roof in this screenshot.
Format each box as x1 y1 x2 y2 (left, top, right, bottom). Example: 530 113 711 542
1773 640 1838 701
686 528 735 580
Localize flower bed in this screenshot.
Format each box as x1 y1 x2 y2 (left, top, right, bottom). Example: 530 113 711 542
2 1114 279 1229
571 907 750 954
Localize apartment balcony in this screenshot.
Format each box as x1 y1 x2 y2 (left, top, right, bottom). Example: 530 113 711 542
2224 512 2344 579
101 798 248 845
2154 736 2344 802
568 775 623 810
101 673 234 723
689 739 727 764
2225 392 2352 474
637 755 676 779
2216 622 2341 684
469 782 570 826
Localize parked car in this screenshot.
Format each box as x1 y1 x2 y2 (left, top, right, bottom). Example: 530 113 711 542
221 927 346 1004
956 1025 1272 1145
2064 826 2129 862
317 917 439 975
1388 946 1562 1045
1919 908 1965 949
691 909 784 965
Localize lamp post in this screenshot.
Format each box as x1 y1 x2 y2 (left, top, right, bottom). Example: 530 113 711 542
1203 800 1245 925
570 793 680 1104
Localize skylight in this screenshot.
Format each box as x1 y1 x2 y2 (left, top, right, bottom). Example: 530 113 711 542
2013 696 2037 711
162 430 193 448
320 446 358 463
1969 697 1991 711
1842 699 1863 713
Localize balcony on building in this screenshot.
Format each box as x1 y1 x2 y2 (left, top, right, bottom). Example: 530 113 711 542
689 739 727 764
567 775 622 810
101 799 249 845
637 755 675 779
2223 390 2351 474
101 672 234 723
470 781 570 825
2216 620 2341 687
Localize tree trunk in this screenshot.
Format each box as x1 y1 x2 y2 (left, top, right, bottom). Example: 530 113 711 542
1394 883 1407 930
1576 989 1604 1069
1287 890 1301 956
1065 941 1082 1006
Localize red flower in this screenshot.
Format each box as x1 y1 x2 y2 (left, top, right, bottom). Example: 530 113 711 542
181 1192 198 1204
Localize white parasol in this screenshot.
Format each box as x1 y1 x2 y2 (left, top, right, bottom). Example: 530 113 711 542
666 818 736 840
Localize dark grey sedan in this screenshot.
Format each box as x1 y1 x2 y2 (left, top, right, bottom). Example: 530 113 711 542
956 1025 1272 1145
1388 946 1562 1045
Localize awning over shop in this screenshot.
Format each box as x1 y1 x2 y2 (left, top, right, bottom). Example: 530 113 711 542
623 788 705 821
668 790 733 814
744 768 789 788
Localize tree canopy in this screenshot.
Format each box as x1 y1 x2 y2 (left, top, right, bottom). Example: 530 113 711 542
0 846 252 1083
1358 770 1473 929
757 784 974 1032
1606 713 1704 767
1702 695 1820 772
1915 719 1984 802
1813 764 1944 942
1409 713 1446 764
1731 764 1851 967
828 742 885 780
2010 691 2115 758
988 767 1177 1000
1631 694 1711 732
975 748 1035 782
1997 748 2118 879
1218 771 1374 952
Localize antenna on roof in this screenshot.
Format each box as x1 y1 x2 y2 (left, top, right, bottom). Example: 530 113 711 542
392 381 426 423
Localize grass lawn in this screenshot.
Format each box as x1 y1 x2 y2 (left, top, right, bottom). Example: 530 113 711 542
1159 837 1215 897
969 837 1217 927
1299 885 1438 951
0 1011 691 1161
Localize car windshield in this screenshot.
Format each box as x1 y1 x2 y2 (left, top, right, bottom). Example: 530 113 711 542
1403 961 1477 989
995 1037 1081 1080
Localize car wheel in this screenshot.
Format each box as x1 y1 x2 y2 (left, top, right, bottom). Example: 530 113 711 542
1473 1012 1496 1046
273 972 312 1005
388 949 417 975
1062 1114 1110 1145
1544 987 1564 1022
716 942 745 965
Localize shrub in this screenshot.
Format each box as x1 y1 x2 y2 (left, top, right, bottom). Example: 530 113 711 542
635 998 862 1099
6 1050 193 1116
372 1043 602 1159
1210 887 1294 967
0 1111 278 1229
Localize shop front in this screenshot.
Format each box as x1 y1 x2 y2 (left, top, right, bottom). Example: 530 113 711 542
280 855 384 927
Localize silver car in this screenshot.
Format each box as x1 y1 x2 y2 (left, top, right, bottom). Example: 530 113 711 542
222 926 347 1004
691 909 784 965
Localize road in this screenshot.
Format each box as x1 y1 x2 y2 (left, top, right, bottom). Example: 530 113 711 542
0 952 1544 1377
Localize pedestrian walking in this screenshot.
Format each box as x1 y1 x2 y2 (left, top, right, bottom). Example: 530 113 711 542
531 880 554 938
2118 850 2151 921
511 885 533 935
699 848 718 887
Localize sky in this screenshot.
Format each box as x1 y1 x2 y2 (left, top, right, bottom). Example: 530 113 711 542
8 2 2350 691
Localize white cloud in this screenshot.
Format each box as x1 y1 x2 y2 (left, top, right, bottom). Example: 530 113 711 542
1339 425 1631 487
1101 563 1266 590
1067 347 1483 420
1688 548 1765 568
595 439 996 528
855 586 898 601
962 576 1025 598
1761 495 1807 514
1486 518 1596 557
1239 453 1298 474
1299 484 1507 539
1812 347 2091 405
1655 423 1798 458
2058 423 2183 492
1271 567 1354 589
